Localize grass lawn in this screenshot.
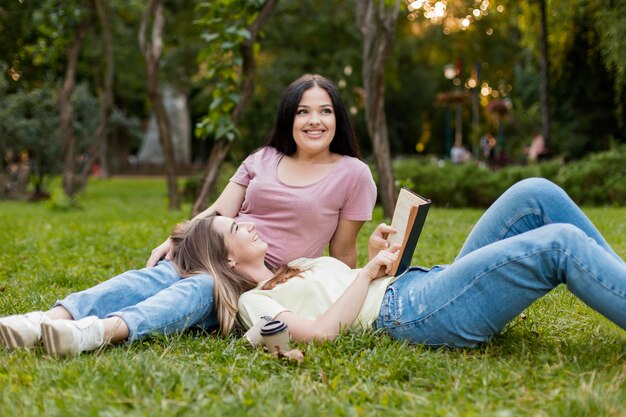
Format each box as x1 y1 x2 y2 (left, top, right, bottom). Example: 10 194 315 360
1 177 625 417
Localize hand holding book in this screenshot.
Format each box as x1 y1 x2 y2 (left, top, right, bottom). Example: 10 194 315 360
367 223 398 261
387 188 431 276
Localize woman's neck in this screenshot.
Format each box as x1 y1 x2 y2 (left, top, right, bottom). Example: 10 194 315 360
239 262 275 284
292 150 337 164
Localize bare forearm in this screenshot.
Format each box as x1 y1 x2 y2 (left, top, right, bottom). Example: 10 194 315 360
192 204 218 221
281 271 371 342
331 245 357 268
314 272 369 337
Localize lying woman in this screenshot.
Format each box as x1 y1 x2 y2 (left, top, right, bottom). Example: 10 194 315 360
0 74 377 355
171 178 625 347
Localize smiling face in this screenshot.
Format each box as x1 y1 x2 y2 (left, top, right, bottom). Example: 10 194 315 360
211 216 268 272
292 86 337 159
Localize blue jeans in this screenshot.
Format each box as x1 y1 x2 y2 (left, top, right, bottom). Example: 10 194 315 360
55 260 217 341
374 178 626 347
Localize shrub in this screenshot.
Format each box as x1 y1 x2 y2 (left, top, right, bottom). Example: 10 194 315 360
556 145 626 205
391 148 625 207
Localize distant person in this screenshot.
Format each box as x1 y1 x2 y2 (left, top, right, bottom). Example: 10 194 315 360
450 144 471 164
0 74 378 355
480 132 496 162
524 132 547 163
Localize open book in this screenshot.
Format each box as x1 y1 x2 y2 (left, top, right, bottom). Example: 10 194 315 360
388 187 431 276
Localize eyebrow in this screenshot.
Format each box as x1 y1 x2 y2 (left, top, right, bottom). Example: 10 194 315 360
297 104 333 109
230 221 236 234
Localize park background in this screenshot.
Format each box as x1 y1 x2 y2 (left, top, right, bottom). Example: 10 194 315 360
1 1 625 416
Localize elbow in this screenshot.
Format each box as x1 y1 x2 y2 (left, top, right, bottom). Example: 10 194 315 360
311 328 339 342
294 324 344 343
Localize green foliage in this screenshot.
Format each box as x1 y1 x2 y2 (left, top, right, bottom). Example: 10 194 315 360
593 0 626 126
391 146 625 207
0 177 625 416
0 83 99 195
556 144 626 205
46 188 83 211
0 85 62 188
194 0 268 142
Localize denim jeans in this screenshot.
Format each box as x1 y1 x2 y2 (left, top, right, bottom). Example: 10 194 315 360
373 178 626 348
55 260 217 341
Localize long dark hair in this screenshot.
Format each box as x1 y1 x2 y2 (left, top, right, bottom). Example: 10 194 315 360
265 74 361 158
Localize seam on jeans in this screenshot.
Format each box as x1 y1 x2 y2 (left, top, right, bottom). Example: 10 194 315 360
141 296 215 337
565 248 626 298
500 208 550 240
381 286 396 322
392 246 580 330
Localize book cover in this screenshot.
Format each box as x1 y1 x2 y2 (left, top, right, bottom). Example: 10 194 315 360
388 187 431 276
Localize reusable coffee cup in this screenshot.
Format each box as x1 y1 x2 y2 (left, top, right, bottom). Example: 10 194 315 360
244 316 273 348
260 320 290 353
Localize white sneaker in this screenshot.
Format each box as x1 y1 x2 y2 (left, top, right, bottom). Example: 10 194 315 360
41 316 104 356
0 311 49 349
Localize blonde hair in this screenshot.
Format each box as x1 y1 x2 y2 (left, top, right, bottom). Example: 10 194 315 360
169 215 258 336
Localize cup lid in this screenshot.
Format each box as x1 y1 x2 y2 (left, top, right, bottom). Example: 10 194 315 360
260 320 288 336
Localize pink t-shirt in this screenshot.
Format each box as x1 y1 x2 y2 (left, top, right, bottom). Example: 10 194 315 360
231 146 377 268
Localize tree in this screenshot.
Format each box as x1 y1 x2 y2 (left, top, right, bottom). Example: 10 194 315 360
356 0 402 217
191 0 278 217
537 0 550 148
59 12 91 198
139 0 180 210
0 87 60 198
593 0 626 127
80 0 115 181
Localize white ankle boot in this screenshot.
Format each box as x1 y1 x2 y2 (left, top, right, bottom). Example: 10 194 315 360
0 311 50 349
41 316 105 356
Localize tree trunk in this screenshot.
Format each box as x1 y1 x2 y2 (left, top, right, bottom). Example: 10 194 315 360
139 0 180 210
191 139 232 217
78 0 114 186
60 16 90 198
356 0 401 218
191 0 278 217
538 0 551 148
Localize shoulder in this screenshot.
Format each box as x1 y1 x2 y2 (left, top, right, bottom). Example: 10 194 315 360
335 156 376 192
257 146 283 160
329 156 372 181
243 146 282 163
340 155 369 171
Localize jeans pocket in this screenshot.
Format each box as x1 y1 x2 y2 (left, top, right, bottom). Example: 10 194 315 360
379 286 398 323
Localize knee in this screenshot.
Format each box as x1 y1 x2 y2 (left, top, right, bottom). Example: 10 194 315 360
506 178 566 204
181 274 215 293
510 177 558 195
542 223 587 246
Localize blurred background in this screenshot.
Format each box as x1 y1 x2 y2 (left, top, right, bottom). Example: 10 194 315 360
1 0 624 211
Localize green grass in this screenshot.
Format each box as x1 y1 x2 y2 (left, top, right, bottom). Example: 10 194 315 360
1 177 625 417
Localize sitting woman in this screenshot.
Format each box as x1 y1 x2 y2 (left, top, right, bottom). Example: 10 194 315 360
0 74 377 355
171 178 625 347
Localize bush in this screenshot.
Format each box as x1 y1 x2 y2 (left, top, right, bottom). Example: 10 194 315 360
556 145 626 205
391 148 625 207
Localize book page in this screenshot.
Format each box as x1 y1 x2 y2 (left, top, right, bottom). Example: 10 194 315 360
389 188 428 247
388 188 430 276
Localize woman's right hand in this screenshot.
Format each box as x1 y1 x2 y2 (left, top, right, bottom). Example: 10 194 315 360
146 238 172 267
361 245 400 282
368 223 397 261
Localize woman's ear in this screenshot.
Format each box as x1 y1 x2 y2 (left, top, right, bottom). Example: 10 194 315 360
228 258 236 269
